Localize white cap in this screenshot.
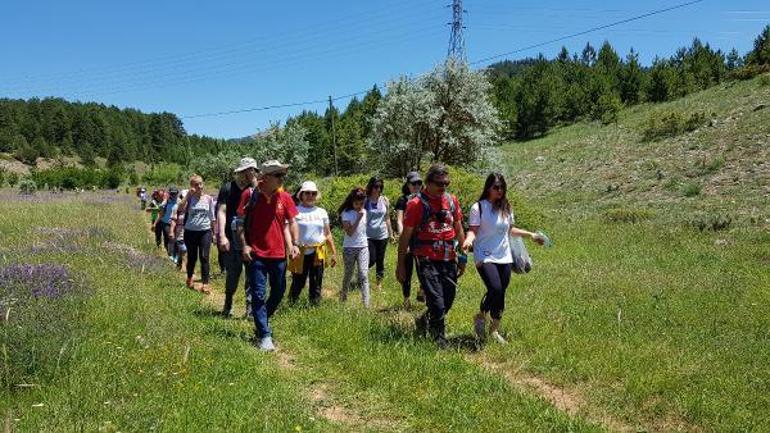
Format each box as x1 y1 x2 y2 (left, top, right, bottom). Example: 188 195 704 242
234 157 258 173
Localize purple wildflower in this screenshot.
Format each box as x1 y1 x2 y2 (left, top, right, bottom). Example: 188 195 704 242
0 263 74 299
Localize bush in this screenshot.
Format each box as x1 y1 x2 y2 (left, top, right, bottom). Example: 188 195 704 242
593 93 622 125
681 182 702 197
141 163 185 188
690 213 732 232
30 167 124 190
7 172 19 187
728 64 770 80
759 74 770 87
18 178 37 195
603 208 654 223
641 110 707 142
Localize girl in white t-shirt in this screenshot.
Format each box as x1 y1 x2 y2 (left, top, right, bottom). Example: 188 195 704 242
288 181 337 306
462 173 545 344
338 187 370 307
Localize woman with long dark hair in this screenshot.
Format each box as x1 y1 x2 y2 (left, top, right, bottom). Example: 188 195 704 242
462 173 544 344
394 172 423 308
364 177 393 292
338 187 370 307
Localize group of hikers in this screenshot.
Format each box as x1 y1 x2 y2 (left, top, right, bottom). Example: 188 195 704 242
142 158 546 351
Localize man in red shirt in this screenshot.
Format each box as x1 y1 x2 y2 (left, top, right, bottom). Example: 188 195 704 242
396 164 466 348
236 160 300 352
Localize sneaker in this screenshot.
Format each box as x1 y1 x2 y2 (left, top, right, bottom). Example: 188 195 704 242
258 336 275 352
185 277 194 289
490 331 507 344
221 309 233 319
199 284 212 295
474 316 487 340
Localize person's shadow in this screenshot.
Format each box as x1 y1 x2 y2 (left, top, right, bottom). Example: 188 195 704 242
373 307 481 352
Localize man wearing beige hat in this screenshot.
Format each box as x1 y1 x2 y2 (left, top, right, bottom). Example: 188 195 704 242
236 160 300 351
216 157 258 318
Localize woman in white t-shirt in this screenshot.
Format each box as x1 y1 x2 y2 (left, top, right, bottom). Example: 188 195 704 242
462 173 545 344
338 187 370 308
288 181 337 306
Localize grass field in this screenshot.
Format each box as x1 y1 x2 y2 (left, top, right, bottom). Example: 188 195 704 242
2 76 770 432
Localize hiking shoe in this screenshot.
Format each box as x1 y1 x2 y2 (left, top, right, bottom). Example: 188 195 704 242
416 290 425 303
474 316 487 340
490 331 507 345
258 337 275 352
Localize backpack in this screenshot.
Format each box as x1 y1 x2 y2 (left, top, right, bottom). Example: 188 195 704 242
232 187 268 249
409 191 457 259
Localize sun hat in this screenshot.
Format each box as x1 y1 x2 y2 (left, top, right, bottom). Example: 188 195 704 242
260 160 290 175
234 157 258 173
298 180 320 199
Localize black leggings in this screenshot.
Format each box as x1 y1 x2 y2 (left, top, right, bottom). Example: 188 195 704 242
477 262 512 320
367 238 388 280
184 229 212 284
289 252 324 305
402 252 419 298
154 222 163 247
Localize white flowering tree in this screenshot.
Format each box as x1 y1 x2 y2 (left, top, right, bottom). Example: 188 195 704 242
370 59 501 176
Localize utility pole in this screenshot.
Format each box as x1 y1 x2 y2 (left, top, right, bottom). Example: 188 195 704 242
447 0 466 61
329 95 339 176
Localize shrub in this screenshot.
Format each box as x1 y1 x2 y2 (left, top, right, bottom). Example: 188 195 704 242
602 208 654 223
690 213 732 232
18 178 37 195
593 93 622 125
141 163 185 187
30 167 124 190
681 182 702 197
7 172 19 187
759 74 770 87
641 110 706 142
729 64 770 80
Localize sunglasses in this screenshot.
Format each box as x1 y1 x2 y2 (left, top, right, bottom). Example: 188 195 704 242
432 180 451 188
269 172 287 179
410 181 422 186
304 191 318 196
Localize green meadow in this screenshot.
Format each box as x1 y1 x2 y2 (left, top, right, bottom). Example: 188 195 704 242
2 75 770 432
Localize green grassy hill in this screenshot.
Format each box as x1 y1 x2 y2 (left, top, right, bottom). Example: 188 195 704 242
502 75 770 227
2 76 769 433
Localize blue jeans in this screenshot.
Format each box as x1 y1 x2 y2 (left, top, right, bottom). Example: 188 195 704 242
247 257 287 338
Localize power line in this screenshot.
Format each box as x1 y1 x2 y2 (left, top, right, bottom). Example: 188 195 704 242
469 0 706 66
181 90 370 119
1 1 446 96
179 0 705 121
1 0 443 88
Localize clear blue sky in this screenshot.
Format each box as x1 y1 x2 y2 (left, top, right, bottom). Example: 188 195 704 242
1 0 767 139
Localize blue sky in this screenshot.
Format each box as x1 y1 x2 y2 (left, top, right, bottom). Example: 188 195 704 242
1 0 768 138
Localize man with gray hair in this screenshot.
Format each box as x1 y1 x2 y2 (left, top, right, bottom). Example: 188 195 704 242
216 157 258 318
